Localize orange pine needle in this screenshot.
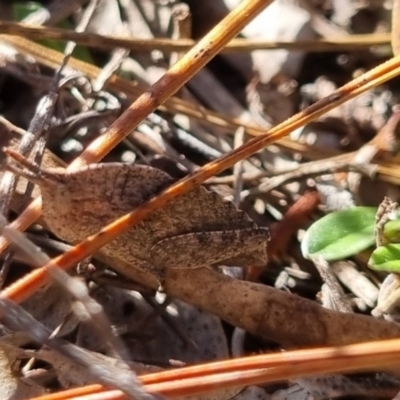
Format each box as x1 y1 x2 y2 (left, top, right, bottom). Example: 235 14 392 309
30 336 400 400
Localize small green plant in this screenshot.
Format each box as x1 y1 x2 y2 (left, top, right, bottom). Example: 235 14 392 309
301 206 400 272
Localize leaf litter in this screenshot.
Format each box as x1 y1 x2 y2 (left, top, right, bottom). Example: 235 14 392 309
1 0 400 399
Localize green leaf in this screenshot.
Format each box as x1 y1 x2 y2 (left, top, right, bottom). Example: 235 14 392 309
369 244 400 272
383 219 400 243
301 207 377 261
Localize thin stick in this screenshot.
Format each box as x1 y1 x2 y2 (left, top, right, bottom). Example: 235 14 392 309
0 21 391 53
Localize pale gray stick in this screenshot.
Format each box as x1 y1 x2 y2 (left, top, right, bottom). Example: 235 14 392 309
0 213 157 400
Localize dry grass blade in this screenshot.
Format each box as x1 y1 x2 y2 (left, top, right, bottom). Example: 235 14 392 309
0 20 390 53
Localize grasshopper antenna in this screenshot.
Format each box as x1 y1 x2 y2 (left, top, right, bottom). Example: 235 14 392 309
2 147 59 187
